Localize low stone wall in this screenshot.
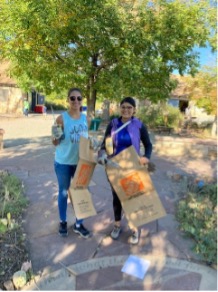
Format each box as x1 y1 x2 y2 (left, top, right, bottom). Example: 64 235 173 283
153 135 217 159
0 86 23 114
95 130 217 160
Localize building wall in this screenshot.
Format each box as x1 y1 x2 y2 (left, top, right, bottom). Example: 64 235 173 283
0 86 25 114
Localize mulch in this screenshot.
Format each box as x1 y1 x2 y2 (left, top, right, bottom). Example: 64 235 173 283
0 216 29 289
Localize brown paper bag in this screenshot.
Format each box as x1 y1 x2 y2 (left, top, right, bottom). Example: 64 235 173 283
71 136 97 188
69 187 97 219
72 160 96 188
106 146 166 227
79 136 95 161
69 136 97 219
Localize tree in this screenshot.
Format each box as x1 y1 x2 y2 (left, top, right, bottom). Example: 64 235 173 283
0 0 216 116
184 66 217 115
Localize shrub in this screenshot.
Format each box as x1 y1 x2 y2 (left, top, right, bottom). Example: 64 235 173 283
0 171 28 219
196 97 213 115
176 182 217 265
166 106 184 128
109 114 120 120
45 100 67 111
137 103 183 130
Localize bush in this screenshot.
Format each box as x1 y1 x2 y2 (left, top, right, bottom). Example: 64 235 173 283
196 97 213 115
176 182 217 265
45 100 67 111
109 114 120 120
0 171 28 220
137 103 183 130
166 106 184 128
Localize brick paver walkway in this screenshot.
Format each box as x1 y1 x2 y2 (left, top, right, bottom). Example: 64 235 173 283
0 113 217 290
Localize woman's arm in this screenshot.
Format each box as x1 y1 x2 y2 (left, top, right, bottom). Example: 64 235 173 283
140 123 152 161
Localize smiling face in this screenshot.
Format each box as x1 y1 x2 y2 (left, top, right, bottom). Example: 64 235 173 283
68 90 83 111
120 102 135 121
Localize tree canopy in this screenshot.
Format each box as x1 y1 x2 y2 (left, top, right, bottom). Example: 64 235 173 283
0 0 216 114
185 66 217 115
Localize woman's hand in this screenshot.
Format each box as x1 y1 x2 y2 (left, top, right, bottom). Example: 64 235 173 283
139 157 156 172
51 115 64 146
139 156 149 165
52 137 60 146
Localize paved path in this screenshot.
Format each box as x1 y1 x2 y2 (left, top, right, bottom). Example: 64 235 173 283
0 114 217 290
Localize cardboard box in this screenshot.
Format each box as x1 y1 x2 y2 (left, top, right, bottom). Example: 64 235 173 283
69 136 97 219
106 146 166 228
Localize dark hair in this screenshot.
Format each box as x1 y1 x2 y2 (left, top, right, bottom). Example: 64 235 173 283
120 96 136 107
67 88 82 97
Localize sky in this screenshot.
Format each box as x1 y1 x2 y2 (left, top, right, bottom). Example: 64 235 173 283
173 45 216 75
194 46 217 67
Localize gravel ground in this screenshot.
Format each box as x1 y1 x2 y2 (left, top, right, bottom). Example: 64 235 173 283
0 113 54 143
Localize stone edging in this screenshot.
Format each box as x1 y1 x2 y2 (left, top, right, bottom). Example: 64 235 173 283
22 255 217 291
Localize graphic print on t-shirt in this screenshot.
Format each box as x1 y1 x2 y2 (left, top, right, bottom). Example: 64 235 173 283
69 123 88 143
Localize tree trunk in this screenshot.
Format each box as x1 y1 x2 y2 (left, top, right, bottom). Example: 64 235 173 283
86 53 99 119
102 100 110 122
87 88 96 119
211 115 217 137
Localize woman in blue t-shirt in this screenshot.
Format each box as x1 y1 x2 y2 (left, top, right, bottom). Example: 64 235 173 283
98 97 153 245
52 88 90 238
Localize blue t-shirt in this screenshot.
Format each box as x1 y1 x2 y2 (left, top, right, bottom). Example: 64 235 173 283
55 112 88 165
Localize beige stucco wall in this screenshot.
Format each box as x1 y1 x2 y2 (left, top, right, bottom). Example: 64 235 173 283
0 86 25 114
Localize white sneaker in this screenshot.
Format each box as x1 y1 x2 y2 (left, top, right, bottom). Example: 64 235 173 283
129 230 140 245
110 225 121 239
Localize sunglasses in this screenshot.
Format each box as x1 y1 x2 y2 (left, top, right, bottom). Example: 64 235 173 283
121 106 133 110
69 96 82 101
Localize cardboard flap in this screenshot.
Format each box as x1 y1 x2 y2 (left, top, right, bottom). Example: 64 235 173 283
79 136 96 162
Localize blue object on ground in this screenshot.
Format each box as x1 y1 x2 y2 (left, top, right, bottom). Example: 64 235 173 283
197 180 204 188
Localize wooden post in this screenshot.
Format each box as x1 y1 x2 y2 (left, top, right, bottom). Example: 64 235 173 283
0 129 5 150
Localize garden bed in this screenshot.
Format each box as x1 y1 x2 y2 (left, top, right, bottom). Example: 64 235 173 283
0 170 29 289
176 181 217 267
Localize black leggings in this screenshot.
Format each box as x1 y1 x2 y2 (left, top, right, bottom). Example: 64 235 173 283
112 188 122 221
107 173 122 221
